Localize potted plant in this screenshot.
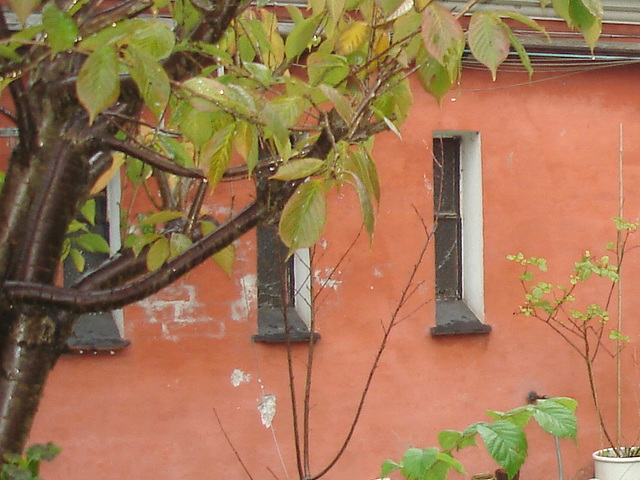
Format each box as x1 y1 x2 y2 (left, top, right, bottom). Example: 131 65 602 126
509 217 640 479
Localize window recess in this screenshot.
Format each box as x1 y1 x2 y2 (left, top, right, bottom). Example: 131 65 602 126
253 224 318 343
430 134 491 336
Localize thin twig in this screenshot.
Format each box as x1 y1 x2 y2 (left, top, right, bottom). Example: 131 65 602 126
213 408 255 480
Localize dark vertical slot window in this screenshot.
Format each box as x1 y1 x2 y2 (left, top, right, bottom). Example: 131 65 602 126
63 191 129 352
253 224 318 343
431 136 490 336
433 137 462 301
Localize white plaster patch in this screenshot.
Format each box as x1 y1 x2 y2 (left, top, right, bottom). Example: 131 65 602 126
137 283 225 340
258 394 276 428
230 369 251 387
373 267 383 278
230 274 257 322
313 269 342 291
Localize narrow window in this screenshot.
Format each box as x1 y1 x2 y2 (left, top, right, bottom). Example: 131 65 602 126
431 133 490 336
253 224 317 342
64 175 129 352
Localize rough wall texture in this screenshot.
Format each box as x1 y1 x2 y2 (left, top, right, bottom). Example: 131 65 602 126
26 58 640 480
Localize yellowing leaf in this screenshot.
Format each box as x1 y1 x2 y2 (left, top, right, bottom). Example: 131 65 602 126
468 12 510 81
335 21 370 56
90 153 125 195
9 0 40 26
147 237 170 271
421 3 465 81
77 44 120 123
271 158 325 181
213 244 235 277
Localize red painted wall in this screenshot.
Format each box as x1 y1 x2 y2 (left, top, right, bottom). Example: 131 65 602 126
25 57 640 480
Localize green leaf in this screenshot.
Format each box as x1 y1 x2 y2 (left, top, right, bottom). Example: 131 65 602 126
213 244 235 277
126 21 175 60
180 108 215 148
24 443 61 463
42 2 78 54
346 171 375 239
318 84 353 124
468 13 510 81
380 459 402 477
80 199 96 226
286 15 321 60
279 180 327 252
438 430 464 451
532 399 578 439
269 96 308 128
147 237 170 271
77 44 120 123
416 53 454 103
138 210 185 227
504 27 533 78
401 447 439 480
477 421 527 479
201 123 235 189
307 52 350 86
73 233 111 254
9 0 41 25
570 0 602 51
271 158 325 181
125 44 170 119
421 3 465 81
69 248 85 272
169 232 192 259
259 103 292 161
183 77 256 117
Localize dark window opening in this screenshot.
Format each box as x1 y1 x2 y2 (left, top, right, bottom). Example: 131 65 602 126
431 137 490 336
63 191 130 352
253 224 318 343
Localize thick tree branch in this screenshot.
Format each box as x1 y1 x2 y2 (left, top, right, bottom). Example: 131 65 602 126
103 136 205 179
78 0 153 36
3 198 276 312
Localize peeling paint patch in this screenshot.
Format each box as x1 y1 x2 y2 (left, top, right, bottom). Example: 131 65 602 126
230 274 257 322
258 394 276 428
138 283 225 340
230 369 251 387
373 268 383 278
313 269 342 291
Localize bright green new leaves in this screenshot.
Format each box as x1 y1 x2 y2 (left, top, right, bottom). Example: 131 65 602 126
384 397 577 480
468 12 510 81
77 45 120 124
42 2 78 54
421 3 465 83
279 180 327 253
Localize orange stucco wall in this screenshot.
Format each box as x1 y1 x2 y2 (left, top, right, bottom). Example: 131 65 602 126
25 58 640 480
